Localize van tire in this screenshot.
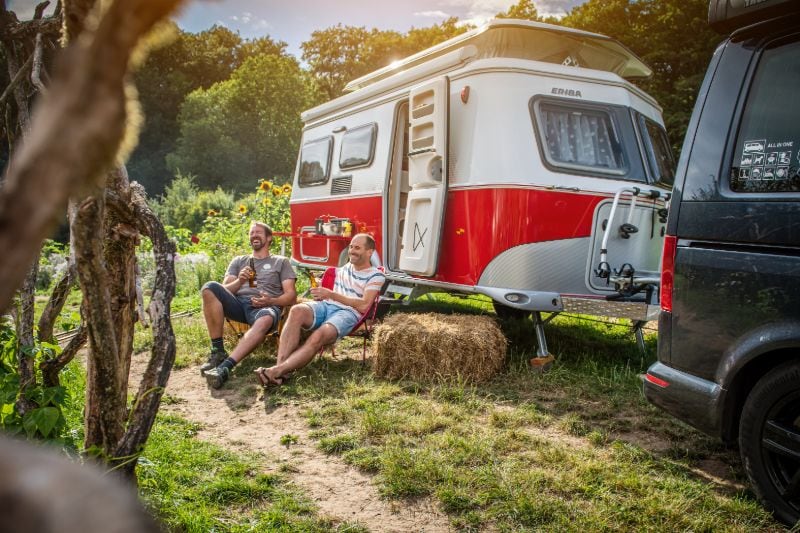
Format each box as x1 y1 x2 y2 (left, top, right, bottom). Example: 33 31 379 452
739 360 800 527
492 302 530 321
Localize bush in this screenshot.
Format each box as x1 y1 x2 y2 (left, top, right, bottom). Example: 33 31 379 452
152 172 235 234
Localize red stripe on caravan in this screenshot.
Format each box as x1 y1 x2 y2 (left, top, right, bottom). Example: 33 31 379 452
290 188 605 283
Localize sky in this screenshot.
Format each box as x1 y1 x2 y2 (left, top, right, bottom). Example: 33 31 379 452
7 0 583 58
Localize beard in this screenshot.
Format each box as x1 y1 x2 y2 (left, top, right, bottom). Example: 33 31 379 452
250 238 265 251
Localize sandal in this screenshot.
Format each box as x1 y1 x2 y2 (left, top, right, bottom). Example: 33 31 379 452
254 367 283 389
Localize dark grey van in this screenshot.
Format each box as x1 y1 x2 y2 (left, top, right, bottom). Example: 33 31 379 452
642 0 800 526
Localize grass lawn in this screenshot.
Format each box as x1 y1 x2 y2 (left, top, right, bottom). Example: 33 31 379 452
148 292 778 532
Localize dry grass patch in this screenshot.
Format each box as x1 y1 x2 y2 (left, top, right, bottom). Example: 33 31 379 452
373 312 507 383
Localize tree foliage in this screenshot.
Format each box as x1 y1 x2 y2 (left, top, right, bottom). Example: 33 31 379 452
166 52 318 192
561 0 720 154
151 172 234 234
496 0 541 21
301 18 468 100
130 25 288 195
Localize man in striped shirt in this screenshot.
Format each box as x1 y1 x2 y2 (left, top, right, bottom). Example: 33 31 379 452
256 233 385 387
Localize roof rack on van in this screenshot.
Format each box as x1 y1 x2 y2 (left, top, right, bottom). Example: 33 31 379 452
708 0 800 34
343 18 652 93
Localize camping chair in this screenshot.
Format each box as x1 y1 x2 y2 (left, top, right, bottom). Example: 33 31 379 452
224 305 291 345
317 266 383 364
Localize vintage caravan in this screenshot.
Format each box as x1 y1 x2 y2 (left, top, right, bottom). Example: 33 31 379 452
286 19 675 362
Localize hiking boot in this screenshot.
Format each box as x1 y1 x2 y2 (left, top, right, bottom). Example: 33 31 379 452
200 350 227 376
204 365 230 389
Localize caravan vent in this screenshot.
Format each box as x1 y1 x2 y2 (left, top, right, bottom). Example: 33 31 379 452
331 175 352 195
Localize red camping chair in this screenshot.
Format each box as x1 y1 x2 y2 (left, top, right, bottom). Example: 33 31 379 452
318 266 383 364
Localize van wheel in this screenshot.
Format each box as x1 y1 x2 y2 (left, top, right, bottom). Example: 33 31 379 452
492 302 530 321
739 360 800 527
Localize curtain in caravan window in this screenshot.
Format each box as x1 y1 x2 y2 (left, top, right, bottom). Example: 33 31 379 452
541 106 625 173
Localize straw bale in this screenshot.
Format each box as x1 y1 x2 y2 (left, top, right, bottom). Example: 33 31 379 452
372 313 507 383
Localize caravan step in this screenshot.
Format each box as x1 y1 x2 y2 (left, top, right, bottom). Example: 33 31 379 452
385 283 414 296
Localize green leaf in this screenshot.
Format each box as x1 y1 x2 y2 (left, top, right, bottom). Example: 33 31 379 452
41 386 66 407
23 406 63 438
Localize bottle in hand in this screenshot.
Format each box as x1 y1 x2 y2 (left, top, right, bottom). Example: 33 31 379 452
308 271 318 288
248 257 257 287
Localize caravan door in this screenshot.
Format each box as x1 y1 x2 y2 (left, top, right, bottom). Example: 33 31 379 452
398 77 449 276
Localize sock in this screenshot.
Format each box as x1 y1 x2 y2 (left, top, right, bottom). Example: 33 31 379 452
211 337 225 353
219 357 236 371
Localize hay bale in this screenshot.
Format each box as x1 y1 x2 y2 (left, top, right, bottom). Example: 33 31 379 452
372 313 507 383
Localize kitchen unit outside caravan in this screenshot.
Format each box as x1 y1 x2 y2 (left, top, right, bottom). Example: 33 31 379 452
287 19 675 361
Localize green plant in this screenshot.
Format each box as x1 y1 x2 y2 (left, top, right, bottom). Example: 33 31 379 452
0 319 71 442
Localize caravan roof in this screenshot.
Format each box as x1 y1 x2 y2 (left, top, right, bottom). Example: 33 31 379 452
343 18 652 93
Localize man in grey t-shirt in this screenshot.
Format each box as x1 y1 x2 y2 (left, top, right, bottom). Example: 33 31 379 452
200 221 297 388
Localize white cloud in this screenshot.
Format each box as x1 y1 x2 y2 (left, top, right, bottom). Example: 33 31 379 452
229 11 272 32
414 10 451 18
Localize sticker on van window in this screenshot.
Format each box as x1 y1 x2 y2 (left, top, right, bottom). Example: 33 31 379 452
766 152 778 166
741 153 754 166
776 166 790 179
743 139 766 153
779 151 791 165
751 153 765 166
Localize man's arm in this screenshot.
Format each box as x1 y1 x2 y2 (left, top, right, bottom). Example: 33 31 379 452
222 269 249 294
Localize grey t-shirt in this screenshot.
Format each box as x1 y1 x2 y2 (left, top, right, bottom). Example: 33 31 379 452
226 254 296 298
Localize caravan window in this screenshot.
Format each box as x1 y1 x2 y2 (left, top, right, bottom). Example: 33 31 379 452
298 136 332 187
638 115 676 186
532 99 628 176
339 123 377 169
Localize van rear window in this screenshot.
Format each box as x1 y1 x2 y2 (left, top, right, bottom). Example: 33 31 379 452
533 100 628 176
730 39 800 193
298 136 332 187
339 123 377 169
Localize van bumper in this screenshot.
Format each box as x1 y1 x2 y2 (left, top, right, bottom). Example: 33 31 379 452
642 362 725 440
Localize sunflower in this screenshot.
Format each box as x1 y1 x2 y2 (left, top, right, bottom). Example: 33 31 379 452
259 180 272 191
282 184 292 194
262 197 272 207
238 204 247 214
272 186 282 197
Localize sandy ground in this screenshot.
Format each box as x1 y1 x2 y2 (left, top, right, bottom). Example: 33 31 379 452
130 352 452 532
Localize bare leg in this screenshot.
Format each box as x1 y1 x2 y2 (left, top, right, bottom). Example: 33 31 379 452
201 287 224 338
229 315 274 363
276 305 314 365
265 324 338 382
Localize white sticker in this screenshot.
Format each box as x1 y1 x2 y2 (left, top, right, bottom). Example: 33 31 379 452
766 152 778 166
744 139 767 153
776 166 789 179
739 168 751 179
763 168 775 180
741 153 754 166
752 167 764 180
779 151 792 165
752 152 765 166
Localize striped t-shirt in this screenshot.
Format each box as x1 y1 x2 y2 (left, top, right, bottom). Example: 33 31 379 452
328 263 385 317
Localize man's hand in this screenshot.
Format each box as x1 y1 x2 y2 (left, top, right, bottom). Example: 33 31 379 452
310 286 332 302
238 267 252 284
251 292 272 308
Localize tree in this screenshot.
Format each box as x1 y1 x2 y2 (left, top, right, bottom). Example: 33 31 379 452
130 26 288 195
496 0 541 20
167 52 319 191
561 0 720 155
0 0 180 482
302 19 468 101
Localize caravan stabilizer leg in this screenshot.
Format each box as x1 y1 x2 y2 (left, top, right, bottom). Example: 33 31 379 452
530 312 556 369
632 320 646 354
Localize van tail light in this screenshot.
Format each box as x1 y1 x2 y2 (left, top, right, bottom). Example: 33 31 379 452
644 373 669 388
660 234 677 312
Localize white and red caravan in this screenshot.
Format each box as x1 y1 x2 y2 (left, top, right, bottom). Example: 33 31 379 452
287 19 674 359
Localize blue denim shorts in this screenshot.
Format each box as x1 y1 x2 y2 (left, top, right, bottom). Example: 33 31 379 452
202 281 281 332
304 301 360 339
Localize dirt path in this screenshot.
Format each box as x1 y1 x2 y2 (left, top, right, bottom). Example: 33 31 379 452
131 353 452 532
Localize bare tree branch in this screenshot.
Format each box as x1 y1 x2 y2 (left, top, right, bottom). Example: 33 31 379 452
40 324 86 388
0 53 32 108
33 1 50 20
109 182 176 478
30 32 46 93
37 262 76 344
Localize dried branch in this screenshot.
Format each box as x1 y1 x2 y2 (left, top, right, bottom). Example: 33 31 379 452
0 53 32 108
37 262 76 344
30 32 46 93
0 0 185 314
112 182 176 478
40 324 86 388
33 1 50 20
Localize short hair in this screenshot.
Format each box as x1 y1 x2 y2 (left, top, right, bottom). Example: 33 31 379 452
353 233 375 250
250 221 273 237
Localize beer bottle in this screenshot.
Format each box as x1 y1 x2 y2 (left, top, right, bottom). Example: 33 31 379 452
248 257 257 287
308 271 318 288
